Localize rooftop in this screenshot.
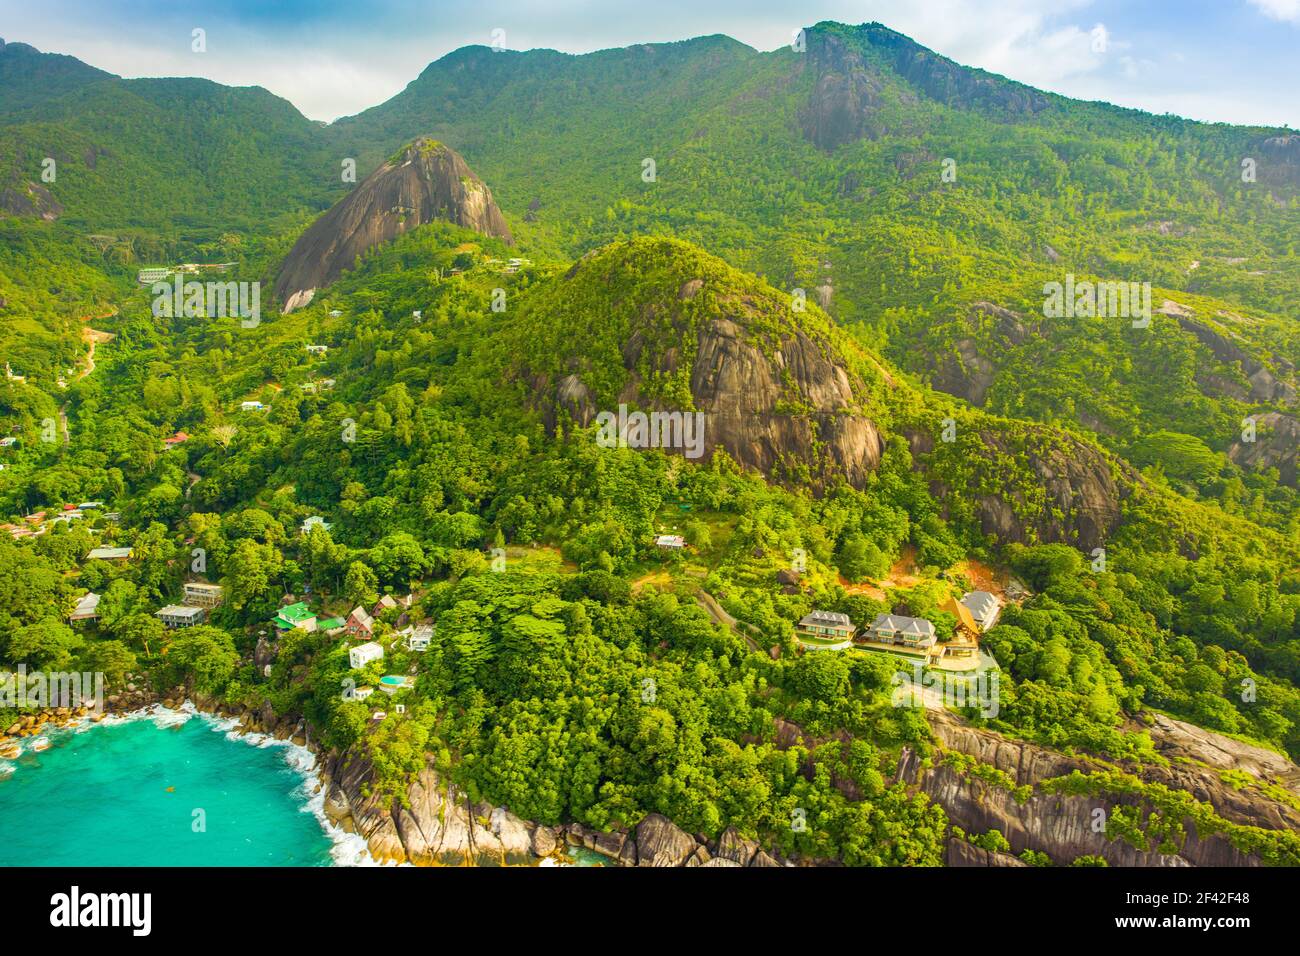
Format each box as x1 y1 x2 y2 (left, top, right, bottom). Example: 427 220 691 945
799 610 853 628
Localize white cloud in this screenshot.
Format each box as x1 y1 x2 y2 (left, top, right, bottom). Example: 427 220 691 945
1247 0 1300 23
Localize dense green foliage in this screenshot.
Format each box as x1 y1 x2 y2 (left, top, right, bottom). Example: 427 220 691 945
2 21 1299 865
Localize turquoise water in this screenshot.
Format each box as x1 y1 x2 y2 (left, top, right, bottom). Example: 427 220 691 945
0 710 344 866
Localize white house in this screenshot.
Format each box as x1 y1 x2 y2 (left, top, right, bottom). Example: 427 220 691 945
86 546 133 561
301 515 332 535
349 641 384 670
183 582 225 608
240 401 266 412
70 592 101 623
959 591 1002 632
157 605 206 628
655 534 686 549
403 623 434 652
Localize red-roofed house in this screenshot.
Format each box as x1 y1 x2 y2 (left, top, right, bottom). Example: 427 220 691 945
345 606 375 639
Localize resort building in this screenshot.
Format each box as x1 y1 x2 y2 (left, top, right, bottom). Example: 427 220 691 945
352 686 374 701
273 601 317 632
960 591 1002 632
183 582 224 608
240 401 266 412
654 534 686 549
865 613 937 652
157 605 206 628
938 596 980 662
349 641 384 670
318 616 346 635
796 610 855 643
942 595 980 635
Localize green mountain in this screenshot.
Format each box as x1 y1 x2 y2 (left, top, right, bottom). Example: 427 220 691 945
1 23 1299 868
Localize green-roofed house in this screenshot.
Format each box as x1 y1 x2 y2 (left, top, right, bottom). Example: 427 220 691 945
318 616 346 635
273 602 317 633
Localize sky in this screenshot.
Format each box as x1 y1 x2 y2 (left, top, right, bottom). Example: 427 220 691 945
1 0 1297 128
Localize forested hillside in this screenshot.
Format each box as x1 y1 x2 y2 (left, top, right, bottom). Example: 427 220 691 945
1 22 1299 868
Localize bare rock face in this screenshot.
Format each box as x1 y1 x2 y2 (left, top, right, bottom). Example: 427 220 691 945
548 306 884 490
325 750 535 866
799 25 1049 151
634 813 698 867
275 137 511 311
0 182 61 220
909 425 1129 550
927 301 1034 407
715 826 761 866
946 840 1027 867
1143 713 1299 787
1174 313 1296 405
1254 134 1300 190
1229 412 1300 487
798 30 886 151
899 711 1300 867
687 316 884 486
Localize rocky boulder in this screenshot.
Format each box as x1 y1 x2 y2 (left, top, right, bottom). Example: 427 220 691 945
1229 412 1300 487
635 813 698 867
275 137 512 311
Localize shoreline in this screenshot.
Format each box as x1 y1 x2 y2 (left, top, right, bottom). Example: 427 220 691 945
0 697 381 867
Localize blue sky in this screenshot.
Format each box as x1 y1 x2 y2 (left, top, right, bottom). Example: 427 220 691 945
1 0 1297 127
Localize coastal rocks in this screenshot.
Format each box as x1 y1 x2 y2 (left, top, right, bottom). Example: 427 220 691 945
634 813 698 867
324 752 536 866
0 705 93 746
530 826 559 858
254 634 276 672
715 826 760 865
946 840 1027 867
899 711 1298 867
0 181 62 220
